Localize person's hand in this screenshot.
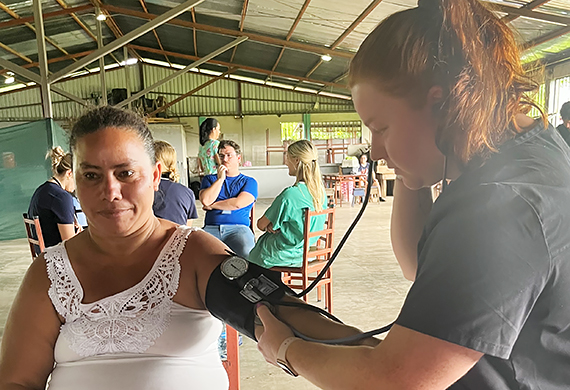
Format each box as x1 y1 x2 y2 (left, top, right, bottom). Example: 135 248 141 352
256 303 295 366
217 165 227 181
265 223 280 234
203 204 213 211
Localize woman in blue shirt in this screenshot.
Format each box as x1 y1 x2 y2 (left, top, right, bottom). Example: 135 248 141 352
28 147 78 247
153 140 198 226
249 139 326 268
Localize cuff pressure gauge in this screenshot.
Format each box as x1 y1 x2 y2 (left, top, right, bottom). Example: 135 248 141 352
220 255 249 280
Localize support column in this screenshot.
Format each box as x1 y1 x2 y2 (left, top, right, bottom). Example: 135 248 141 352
123 46 131 109
302 113 311 140
97 10 107 106
33 0 52 118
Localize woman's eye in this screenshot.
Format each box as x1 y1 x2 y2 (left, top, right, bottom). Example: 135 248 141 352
118 170 135 179
83 172 99 180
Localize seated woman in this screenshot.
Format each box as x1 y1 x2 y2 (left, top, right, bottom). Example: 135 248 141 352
248 140 326 268
28 146 79 248
0 107 373 390
152 140 198 226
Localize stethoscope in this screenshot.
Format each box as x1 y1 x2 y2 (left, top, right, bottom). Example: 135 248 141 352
262 155 449 344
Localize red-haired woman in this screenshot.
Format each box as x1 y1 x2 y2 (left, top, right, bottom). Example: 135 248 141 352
255 1 570 388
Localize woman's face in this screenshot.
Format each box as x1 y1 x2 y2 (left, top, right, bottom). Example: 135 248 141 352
285 153 299 177
352 83 445 190
74 127 160 237
212 123 221 140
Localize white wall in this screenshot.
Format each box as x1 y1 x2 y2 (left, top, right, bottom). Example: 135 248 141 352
149 123 188 186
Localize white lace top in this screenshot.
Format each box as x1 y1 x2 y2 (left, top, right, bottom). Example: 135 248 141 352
44 226 228 390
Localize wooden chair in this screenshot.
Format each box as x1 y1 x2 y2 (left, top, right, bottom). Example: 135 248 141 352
271 207 335 313
222 325 241 390
22 213 45 261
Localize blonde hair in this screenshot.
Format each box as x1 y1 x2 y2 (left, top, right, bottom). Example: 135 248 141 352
154 140 180 182
287 140 324 210
47 146 72 176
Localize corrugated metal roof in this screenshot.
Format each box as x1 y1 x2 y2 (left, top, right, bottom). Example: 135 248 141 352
2 0 570 112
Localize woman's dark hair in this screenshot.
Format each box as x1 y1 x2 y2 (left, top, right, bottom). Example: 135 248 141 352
199 118 219 146
349 0 545 168
70 106 155 163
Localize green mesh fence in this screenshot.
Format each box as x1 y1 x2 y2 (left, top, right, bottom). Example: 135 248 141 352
0 119 68 241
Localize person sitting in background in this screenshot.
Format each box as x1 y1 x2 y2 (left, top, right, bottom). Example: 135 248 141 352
153 140 198 226
28 146 79 248
248 140 326 268
200 140 257 258
358 153 370 174
357 153 385 202
198 118 221 175
556 101 570 147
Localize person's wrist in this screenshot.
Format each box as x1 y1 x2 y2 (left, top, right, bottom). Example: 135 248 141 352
276 336 300 377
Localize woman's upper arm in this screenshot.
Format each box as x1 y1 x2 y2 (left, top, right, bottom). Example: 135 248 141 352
58 223 76 241
0 255 61 389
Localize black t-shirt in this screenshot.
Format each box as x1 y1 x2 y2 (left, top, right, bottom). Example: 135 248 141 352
28 181 75 248
396 122 570 389
153 178 198 225
556 123 570 147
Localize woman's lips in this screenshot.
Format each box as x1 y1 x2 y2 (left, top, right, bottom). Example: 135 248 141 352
98 208 131 217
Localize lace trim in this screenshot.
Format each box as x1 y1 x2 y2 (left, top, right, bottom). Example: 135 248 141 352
45 226 196 357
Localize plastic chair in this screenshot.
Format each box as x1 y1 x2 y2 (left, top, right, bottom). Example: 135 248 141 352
22 213 45 261
271 207 335 313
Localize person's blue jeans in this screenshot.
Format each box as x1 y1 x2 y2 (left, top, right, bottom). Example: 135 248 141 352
203 224 255 258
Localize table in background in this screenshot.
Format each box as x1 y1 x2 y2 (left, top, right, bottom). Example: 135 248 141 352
322 174 367 207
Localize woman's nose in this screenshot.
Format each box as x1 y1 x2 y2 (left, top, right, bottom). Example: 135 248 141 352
370 141 386 162
102 176 122 201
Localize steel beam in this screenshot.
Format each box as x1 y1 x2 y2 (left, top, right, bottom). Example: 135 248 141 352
100 4 353 59
0 4 92 29
117 36 247 108
501 0 552 24
33 0 52 118
49 0 205 84
123 46 132 109
149 68 236 116
96 13 107 105
270 0 312 72
305 0 383 78
128 44 348 89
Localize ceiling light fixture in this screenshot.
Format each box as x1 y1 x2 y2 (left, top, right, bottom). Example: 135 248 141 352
321 54 332 62
96 13 107 21
5 77 15 84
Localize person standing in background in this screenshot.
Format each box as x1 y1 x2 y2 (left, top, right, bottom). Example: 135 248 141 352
28 147 78 247
556 101 570 147
153 140 198 226
198 118 221 175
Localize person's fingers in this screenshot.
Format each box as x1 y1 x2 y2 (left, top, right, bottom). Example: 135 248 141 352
256 304 278 327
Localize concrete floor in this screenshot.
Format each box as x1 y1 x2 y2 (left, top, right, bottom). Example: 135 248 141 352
0 197 412 390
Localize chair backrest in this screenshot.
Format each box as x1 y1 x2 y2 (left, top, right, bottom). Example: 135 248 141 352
22 213 45 260
302 207 335 269
249 202 255 234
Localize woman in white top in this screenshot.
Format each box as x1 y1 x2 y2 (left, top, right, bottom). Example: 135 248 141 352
0 106 373 390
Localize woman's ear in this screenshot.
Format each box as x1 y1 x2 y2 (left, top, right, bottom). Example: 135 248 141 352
153 161 162 191
427 85 444 113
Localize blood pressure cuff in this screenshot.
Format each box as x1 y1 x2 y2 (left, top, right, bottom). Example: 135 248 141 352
205 260 294 341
